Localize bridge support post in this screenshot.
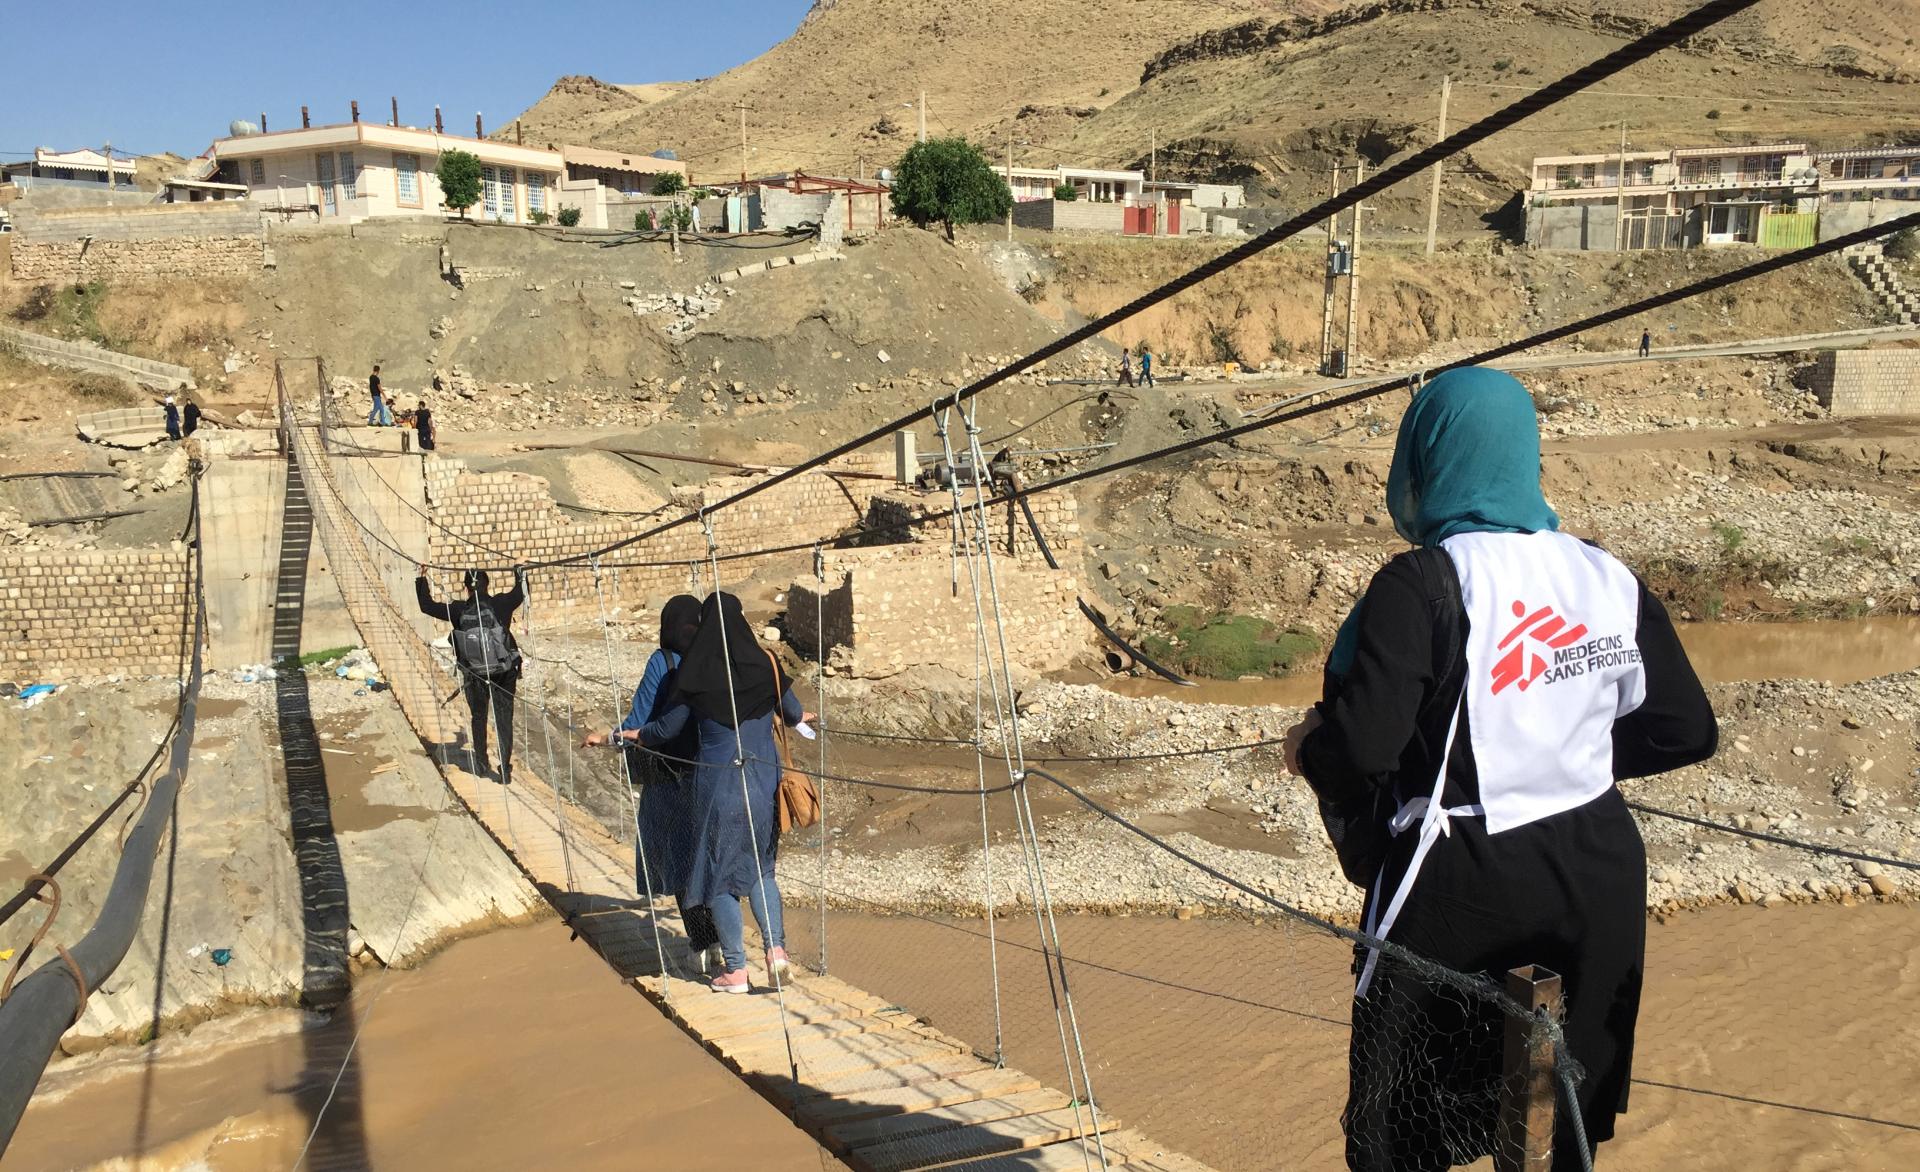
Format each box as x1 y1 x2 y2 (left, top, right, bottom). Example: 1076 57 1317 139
1494 964 1561 1172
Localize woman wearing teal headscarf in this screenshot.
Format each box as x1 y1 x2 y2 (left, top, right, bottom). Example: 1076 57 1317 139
1282 368 1716 1171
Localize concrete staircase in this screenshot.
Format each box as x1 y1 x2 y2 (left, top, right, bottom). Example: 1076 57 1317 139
1843 243 1920 326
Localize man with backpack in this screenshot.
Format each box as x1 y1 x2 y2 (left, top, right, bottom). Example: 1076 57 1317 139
417 564 527 784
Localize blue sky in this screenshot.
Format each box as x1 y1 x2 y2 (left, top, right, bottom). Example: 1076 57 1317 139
0 1 812 159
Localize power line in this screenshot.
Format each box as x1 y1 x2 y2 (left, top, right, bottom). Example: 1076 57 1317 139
1453 81 1920 106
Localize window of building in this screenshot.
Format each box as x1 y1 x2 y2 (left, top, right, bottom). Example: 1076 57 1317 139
249 158 265 187
339 152 357 201
1705 159 1722 182
1639 162 1655 184
315 152 336 214
1581 163 1597 183
527 171 546 215
482 165 517 221
1555 164 1572 186
395 153 420 205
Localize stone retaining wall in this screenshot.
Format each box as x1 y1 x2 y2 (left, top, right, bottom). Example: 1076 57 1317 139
4 327 194 391
9 202 265 281
1813 349 1920 416
787 544 1086 679
0 549 191 677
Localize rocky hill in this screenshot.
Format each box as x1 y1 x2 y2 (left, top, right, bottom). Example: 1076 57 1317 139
512 0 1920 236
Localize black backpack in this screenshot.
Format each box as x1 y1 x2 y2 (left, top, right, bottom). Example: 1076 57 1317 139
454 602 518 676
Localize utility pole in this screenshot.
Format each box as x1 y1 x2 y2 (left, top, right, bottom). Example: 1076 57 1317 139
103 142 114 193
1424 74 1451 256
1007 130 1016 242
918 90 927 143
1614 121 1629 252
1320 164 1341 375
1344 159 1366 376
1150 128 1157 185
735 101 752 183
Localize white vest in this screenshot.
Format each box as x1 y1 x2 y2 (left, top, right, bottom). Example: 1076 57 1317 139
1443 530 1646 833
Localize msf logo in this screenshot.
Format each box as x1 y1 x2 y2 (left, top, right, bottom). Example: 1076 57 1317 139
1491 601 1589 695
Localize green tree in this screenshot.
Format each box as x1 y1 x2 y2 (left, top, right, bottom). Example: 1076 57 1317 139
1053 183 1078 201
890 136 1012 242
556 206 582 227
651 172 688 196
435 149 483 218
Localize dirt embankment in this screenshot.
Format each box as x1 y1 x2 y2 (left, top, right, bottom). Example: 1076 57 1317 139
1029 238 1881 372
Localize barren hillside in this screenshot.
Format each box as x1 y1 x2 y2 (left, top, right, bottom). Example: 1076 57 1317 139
507 75 694 151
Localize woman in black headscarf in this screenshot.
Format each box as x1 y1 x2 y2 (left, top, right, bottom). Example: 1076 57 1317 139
633 592 811 994
586 595 719 968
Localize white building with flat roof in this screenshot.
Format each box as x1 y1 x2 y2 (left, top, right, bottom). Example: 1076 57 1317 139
208 122 566 223
1 148 137 190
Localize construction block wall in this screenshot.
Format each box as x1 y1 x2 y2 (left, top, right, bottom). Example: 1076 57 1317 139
1812 349 1920 416
0 549 192 677
9 202 265 281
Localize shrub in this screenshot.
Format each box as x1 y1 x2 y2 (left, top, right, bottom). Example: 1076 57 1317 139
1140 609 1320 679
1705 109 1722 120
1712 521 1746 554
1054 183 1078 201
1887 227 1919 261
529 209 551 226
890 136 1013 242
635 209 655 231
435 150 483 217
650 172 688 196
556 206 582 227
1492 58 1512 71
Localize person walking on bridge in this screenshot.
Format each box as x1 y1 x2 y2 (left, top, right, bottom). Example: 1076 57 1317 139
1638 329 1652 359
1283 367 1716 1171
633 592 813 994
418 564 527 785
586 594 723 973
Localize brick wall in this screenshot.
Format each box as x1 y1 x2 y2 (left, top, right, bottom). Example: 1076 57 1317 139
9 202 264 281
1813 349 1920 415
862 485 1081 559
1011 199 1126 234
787 544 1086 679
419 455 891 620
0 549 191 677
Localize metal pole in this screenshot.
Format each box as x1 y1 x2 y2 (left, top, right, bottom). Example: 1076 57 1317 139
391 96 399 127
919 90 927 143
1006 131 1015 243
1494 965 1563 1172
1150 128 1157 185
1424 75 1451 255
1344 158 1365 374
735 101 750 183
1614 122 1629 252
1320 164 1340 375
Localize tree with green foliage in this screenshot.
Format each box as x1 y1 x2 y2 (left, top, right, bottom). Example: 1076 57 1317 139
556 206 582 227
1053 183 1078 201
651 172 688 196
435 150 483 218
890 136 1012 242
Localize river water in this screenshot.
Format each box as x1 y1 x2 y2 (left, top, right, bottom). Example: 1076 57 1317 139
1106 616 1920 708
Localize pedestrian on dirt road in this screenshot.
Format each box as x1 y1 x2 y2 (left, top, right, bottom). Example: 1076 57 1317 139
163 395 181 442
417 564 527 785
1639 329 1651 358
1283 366 1716 1172
1118 346 1135 387
182 400 201 437
368 364 393 427
584 594 722 972
1139 345 1156 388
689 202 702 234
631 592 814 995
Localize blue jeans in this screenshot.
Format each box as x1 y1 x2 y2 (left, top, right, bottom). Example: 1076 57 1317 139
368 397 392 426
709 874 785 973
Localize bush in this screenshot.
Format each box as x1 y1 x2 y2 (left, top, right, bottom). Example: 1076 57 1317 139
556 206 582 227
635 209 655 231
529 209 551 226
1712 521 1746 554
1492 58 1512 71
1887 227 1920 261
435 149 483 218
890 136 1012 242
1141 607 1320 679
1054 183 1078 201
651 172 687 196
1705 109 1722 120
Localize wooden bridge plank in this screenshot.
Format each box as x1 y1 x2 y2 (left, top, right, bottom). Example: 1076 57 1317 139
844 1106 1117 1172
794 1068 1048 1128
824 1089 1072 1155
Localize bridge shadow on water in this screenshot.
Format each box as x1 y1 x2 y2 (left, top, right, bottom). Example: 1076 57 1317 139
273 450 368 1168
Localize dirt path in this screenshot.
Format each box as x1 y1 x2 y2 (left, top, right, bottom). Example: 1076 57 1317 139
10 923 846 1172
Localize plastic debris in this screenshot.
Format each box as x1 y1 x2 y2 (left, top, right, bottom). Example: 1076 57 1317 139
19 684 58 708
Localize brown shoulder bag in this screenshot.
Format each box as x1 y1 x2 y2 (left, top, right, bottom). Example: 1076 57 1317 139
766 649 820 834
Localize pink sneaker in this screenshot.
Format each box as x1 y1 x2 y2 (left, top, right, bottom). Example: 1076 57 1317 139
711 968 751 995
767 947 792 983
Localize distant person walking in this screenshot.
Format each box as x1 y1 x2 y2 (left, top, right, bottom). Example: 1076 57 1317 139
1118 346 1135 388
1638 329 1652 359
1139 345 1156 388
417 564 527 785
162 395 181 442
182 400 201 437
688 202 702 234
414 404 436 452
368 364 393 427
632 592 813 994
